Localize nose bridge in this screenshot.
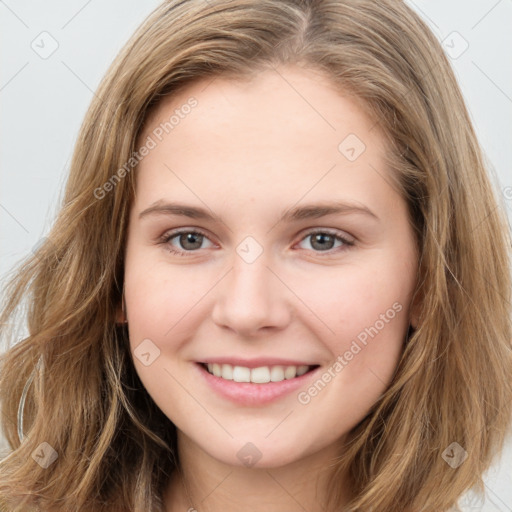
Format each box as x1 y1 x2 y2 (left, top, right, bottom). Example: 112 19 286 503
232 248 272 300
211 242 289 334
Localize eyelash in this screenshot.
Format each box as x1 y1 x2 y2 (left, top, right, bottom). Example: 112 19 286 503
158 228 355 257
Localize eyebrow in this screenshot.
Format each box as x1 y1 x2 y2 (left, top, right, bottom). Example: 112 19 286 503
139 200 379 224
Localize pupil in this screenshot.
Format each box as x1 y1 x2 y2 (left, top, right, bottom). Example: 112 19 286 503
313 233 333 251
182 233 202 249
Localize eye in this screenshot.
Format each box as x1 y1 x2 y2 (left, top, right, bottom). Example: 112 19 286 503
296 229 354 255
160 229 214 257
159 228 355 257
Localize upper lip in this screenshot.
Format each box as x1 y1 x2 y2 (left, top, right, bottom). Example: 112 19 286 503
197 357 318 369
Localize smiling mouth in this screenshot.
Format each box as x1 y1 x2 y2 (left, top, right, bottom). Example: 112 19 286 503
198 362 320 384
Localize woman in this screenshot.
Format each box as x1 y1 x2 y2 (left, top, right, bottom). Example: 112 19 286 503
1 1 511 511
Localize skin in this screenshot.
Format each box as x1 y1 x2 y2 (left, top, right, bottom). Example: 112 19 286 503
118 65 420 512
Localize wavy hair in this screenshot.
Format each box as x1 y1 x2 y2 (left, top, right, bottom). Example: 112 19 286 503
1 0 511 510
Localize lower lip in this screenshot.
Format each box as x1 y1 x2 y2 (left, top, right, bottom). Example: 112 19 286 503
194 363 320 406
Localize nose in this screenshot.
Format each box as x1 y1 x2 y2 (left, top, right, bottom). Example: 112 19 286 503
211 253 291 338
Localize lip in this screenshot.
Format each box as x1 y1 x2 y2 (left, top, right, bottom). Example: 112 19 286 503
194 362 321 406
198 357 318 369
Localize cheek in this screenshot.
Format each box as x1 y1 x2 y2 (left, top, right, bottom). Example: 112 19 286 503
123 264 202 415
306 262 410 344
125 225 414 327
125 250 412 350
306 276 409 426
322 261 414 404
124 259 205 342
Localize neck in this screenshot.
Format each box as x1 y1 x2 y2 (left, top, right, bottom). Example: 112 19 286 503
164 431 353 512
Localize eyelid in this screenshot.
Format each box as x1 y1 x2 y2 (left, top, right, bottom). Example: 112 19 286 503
296 226 355 244
159 226 355 256
161 227 215 243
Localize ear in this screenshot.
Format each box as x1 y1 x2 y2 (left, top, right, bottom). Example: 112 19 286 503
409 287 422 330
115 304 126 324
115 290 127 325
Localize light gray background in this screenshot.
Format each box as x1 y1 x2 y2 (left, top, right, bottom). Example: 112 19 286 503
1 1 511 510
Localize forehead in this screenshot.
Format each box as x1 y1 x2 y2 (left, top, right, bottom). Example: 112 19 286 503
139 65 382 149
133 66 394 215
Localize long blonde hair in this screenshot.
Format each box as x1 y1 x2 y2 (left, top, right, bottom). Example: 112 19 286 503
1 1 511 510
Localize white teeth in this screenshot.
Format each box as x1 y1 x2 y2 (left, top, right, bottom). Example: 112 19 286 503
203 363 313 383
284 365 297 379
251 367 271 383
270 366 285 382
221 364 233 380
212 363 222 377
296 365 309 376
232 366 251 382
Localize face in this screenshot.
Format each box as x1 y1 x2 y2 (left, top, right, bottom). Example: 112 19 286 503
120 65 419 469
